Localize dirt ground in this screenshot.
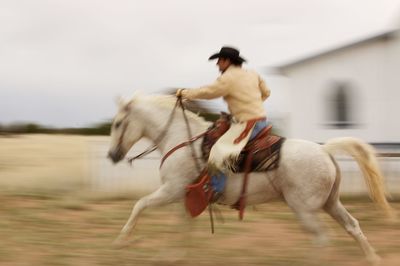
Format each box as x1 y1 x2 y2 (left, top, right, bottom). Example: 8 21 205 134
0 193 399 266
0 135 399 266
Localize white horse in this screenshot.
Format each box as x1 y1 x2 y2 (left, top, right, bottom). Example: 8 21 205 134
108 94 394 264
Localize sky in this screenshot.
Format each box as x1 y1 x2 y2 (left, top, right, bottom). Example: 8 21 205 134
1 0 400 127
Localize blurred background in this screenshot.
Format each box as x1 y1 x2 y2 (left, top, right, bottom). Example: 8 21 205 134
1 1 400 265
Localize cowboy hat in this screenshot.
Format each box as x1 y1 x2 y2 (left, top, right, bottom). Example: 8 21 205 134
208 46 246 63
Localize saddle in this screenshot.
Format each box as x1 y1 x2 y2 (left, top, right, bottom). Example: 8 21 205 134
185 113 285 219
201 113 284 172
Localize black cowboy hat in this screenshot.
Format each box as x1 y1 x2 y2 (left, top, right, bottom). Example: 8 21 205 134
208 46 246 63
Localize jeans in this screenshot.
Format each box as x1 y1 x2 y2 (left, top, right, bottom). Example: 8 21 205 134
249 119 269 140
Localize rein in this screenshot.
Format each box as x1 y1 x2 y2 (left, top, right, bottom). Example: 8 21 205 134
159 132 206 168
178 98 215 234
178 97 203 173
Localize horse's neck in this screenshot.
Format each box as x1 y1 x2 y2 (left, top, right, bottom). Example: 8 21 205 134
143 107 210 154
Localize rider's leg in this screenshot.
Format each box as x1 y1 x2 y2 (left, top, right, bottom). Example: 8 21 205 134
210 171 227 194
249 119 269 140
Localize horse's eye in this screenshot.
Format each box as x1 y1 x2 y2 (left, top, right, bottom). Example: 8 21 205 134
115 121 122 129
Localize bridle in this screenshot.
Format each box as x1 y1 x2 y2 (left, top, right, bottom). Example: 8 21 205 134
116 114 130 152
126 97 180 164
127 96 203 172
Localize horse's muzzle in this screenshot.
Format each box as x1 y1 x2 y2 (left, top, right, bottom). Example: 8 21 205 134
107 148 124 164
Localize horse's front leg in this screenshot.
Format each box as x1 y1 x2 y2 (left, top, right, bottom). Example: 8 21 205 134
113 184 180 247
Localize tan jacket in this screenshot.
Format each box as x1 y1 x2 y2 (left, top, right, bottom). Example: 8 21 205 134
182 65 270 122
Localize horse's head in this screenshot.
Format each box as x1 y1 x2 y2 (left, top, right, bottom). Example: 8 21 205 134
108 96 144 163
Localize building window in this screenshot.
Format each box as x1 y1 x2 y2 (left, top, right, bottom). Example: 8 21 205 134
325 81 357 129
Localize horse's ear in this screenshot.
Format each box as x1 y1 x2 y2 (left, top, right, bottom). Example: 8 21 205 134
125 91 142 107
130 91 142 101
123 103 131 112
115 91 141 111
115 95 124 107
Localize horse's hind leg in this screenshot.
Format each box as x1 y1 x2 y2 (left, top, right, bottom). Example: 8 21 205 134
324 201 381 265
113 185 178 246
294 210 329 246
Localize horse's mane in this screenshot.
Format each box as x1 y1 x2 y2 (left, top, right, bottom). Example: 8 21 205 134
127 94 208 125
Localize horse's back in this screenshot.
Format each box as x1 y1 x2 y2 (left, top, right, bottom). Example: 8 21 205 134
222 139 337 207
280 138 332 164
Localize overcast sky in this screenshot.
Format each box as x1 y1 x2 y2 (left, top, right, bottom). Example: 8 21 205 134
1 0 399 127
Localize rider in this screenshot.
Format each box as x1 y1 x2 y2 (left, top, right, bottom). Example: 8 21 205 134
176 46 271 197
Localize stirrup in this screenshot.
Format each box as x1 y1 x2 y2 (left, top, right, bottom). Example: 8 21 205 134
211 191 223 203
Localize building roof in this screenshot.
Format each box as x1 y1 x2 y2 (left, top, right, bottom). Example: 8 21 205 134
274 29 399 71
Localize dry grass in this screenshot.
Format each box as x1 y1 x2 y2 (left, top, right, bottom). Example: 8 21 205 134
0 134 94 193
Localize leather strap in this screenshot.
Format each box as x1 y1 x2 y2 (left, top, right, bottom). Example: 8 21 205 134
237 151 254 220
160 132 206 168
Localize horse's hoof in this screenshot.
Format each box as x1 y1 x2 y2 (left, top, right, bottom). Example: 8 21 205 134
112 235 133 249
112 238 129 249
366 254 381 266
112 236 144 249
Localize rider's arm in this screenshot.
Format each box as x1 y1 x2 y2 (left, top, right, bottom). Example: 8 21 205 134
182 75 229 100
259 76 270 101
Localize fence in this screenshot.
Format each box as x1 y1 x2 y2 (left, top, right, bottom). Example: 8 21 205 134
334 154 400 195
89 140 400 196
88 139 161 195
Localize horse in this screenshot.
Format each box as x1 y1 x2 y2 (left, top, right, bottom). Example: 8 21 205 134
107 94 395 265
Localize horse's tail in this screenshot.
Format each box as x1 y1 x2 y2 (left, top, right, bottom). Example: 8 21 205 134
323 137 395 219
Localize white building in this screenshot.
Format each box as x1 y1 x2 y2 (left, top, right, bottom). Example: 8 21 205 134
273 29 400 146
